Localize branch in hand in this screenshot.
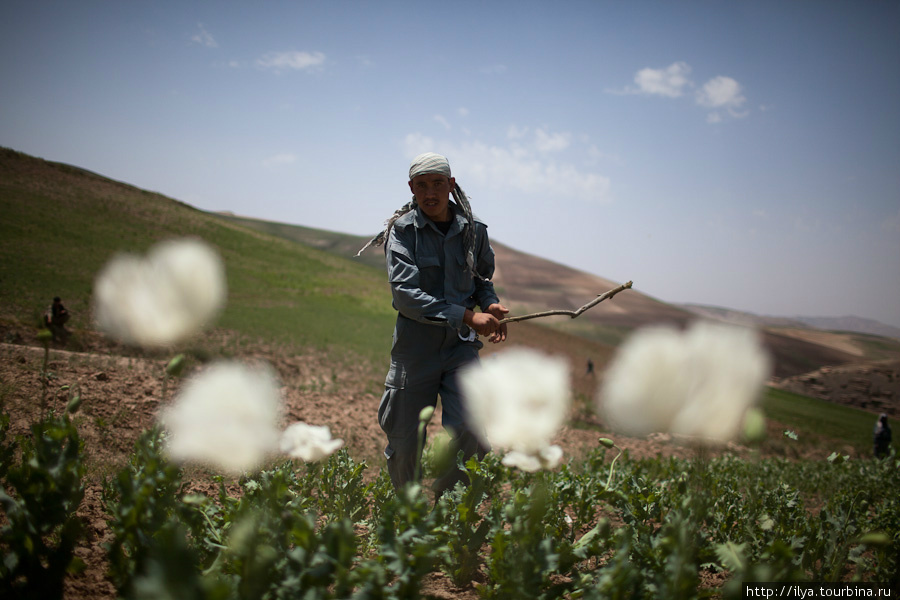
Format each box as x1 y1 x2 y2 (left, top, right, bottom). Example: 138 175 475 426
498 281 633 325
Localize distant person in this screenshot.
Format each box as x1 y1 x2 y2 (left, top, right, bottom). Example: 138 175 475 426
44 296 70 344
586 357 594 376
873 413 892 459
359 152 509 497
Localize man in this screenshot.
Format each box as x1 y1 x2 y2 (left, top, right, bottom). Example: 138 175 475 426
44 296 70 344
873 413 892 459
360 152 509 494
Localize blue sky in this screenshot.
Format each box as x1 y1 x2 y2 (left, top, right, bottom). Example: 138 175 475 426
2 1 899 328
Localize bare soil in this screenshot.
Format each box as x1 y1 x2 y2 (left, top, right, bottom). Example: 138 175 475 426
0 321 864 600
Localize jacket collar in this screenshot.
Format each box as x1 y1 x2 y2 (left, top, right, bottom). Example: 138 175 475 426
413 202 466 237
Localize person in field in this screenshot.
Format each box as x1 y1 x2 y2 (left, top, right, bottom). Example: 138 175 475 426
359 152 509 495
873 413 892 459
44 296 70 344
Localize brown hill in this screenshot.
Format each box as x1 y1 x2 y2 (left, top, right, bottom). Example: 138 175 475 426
491 242 692 330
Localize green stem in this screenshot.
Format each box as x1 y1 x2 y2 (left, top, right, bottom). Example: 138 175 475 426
196 506 226 547
202 550 226 576
604 446 623 490
414 420 426 484
40 342 50 413
161 371 169 404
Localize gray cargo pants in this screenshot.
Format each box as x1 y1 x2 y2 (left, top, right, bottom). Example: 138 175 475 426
378 314 489 495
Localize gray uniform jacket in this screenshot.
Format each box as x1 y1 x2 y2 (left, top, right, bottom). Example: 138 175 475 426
385 204 499 330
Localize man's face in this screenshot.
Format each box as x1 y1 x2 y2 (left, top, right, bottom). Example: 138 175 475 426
409 173 454 223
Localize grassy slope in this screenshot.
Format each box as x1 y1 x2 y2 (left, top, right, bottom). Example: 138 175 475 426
214 213 384 271
762 388 897 454
0 147 396 363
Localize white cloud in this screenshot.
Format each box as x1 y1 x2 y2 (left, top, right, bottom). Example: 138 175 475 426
434 114 451 130
257 51 326 72
617 64 752 123
534 128 571 153
633 62 692 97
696 76 746 110
587 144 623 166
507 124 529 139
191 23 218 48
403 127 612 204
457 107 469 117
262 153 297 169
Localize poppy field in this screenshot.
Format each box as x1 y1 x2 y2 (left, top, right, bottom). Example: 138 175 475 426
2 399 897 599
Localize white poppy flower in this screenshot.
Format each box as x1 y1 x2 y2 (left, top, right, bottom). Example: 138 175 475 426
94 238 226 347
598 321 770 444
461 347 570 470
502 445 564 472
280 422 344 462
161 361 282 473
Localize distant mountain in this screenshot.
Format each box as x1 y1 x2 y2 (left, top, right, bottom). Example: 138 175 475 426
791 316 900 341
680 304 810 329
681 304 900 341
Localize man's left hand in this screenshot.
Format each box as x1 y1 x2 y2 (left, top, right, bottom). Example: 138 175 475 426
485 303 509 343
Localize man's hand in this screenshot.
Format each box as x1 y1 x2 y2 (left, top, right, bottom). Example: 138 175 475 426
464 304 509 343
485 303 509 343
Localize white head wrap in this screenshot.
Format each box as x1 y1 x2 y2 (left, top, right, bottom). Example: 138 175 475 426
408 152 452 180
357 152 482 279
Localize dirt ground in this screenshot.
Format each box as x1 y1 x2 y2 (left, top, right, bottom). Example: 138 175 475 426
0 322 867 600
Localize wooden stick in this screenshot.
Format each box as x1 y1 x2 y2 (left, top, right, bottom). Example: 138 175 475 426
498 280 633 325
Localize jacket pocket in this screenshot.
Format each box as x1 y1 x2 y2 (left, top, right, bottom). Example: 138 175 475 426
454 252 475 295
416 253 442 295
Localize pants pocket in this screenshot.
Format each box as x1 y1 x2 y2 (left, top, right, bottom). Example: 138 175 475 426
378 387 399 434
378 362 407 435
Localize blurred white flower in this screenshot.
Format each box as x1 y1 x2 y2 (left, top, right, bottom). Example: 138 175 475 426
93 238 226 347
598 321 770 444
461 347 570 470
161 361 282 473
280 422 344 462
502 445 564 472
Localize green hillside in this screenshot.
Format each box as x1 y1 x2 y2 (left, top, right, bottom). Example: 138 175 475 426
0 147 396 362
762 388 897 455
214 212 384 271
